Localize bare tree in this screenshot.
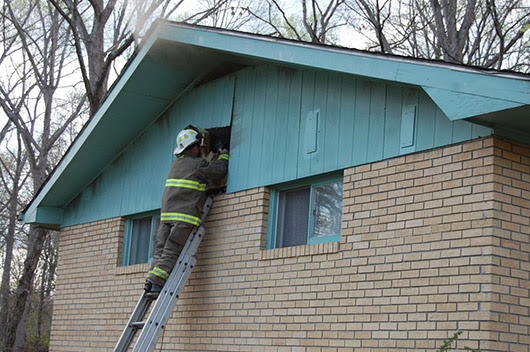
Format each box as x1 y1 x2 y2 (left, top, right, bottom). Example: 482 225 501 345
345 0 530 71
0 0 86 350
0 134 29 352
246 0 349 44
428 0 478 63
30 233 57 351
182 0 268 31
47 0 189 115
482 0 529 69
345 0 395 52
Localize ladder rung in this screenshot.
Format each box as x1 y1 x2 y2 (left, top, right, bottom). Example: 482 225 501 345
130 322 145 329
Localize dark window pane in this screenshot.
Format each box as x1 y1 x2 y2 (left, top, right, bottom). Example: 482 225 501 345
129 216 152 265
277 187 310 247
310 181 343 239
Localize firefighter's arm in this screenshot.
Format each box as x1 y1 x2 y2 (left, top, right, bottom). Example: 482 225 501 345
196 150 229 181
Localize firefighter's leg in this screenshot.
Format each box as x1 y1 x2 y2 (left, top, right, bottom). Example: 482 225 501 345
146 222 194 287
152 222 171 263
146 222 171 286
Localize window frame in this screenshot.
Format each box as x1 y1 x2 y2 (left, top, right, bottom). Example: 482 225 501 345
267 172 343 249
122 210 160 266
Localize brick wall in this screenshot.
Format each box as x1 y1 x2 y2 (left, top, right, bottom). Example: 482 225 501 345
49 218 127 350
488 138 530 350
338 137 529 351
49 136 530 352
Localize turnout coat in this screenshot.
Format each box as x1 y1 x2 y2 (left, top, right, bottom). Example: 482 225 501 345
160 150 229 226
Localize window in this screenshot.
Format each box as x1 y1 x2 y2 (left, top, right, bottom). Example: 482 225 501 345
268 173 343 249
122 211 160 266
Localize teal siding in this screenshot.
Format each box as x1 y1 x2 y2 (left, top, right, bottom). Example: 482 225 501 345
62 76 235 227
227 65 493 193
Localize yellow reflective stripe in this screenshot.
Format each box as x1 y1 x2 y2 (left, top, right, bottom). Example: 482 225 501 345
161 213 201 225
161 212 202 226
148 271 166 280
165 183 205 191
148 267 169 280
167 179 204 186
165 179 206 191
219 154 229 161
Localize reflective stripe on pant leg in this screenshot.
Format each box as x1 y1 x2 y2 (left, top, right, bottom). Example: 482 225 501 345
160 213 201 226
148 266 169 280
147 223 172 285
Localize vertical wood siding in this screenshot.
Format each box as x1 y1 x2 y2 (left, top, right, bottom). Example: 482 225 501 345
228 65 492 193
62 76 235 226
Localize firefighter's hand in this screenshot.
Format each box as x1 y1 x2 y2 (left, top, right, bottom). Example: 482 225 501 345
219 148 229 155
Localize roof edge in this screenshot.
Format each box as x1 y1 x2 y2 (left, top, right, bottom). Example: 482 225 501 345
160 20 530 81
156 21 529 105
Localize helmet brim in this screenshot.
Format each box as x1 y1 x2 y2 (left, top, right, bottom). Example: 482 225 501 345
174 139 199 155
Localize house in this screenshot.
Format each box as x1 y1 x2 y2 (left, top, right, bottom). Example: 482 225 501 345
21 21 530 351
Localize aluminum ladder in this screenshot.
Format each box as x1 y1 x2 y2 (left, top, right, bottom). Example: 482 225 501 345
114 196 213 352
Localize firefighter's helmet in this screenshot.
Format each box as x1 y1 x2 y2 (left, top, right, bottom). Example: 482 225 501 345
173 128 200 155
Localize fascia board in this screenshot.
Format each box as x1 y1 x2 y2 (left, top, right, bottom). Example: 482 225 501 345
158 23 529 106
424 87 525 121
22 206 63 229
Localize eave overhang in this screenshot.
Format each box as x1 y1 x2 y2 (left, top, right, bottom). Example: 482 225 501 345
21 20 530 228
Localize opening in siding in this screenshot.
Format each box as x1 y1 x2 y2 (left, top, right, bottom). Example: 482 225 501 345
205 126 231 193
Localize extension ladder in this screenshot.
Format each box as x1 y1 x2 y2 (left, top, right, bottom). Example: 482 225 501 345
114 196 214 352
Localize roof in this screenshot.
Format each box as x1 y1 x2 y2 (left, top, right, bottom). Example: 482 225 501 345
21 20 530 228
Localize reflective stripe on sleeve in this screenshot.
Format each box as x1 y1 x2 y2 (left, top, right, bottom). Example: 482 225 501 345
165 179 206 191
160 212 202 226
218 154 229 161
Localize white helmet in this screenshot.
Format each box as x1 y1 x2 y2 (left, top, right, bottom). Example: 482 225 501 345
173 129 200 155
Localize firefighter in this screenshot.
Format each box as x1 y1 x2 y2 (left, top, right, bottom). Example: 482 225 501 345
145 127 229 294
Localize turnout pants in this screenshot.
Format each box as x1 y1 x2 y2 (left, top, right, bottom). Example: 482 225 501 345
146 221 194 286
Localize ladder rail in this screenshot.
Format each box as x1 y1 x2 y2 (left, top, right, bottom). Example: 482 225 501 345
113 226 199 352
133 253 199 351
132 223 206 351
114 292 153 352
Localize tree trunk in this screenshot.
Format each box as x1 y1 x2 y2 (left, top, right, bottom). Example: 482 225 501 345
8 226 48 352
12 298 31 352
87 19 109 116
0 198 18 351
34 240 50 351
0 137 26 352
